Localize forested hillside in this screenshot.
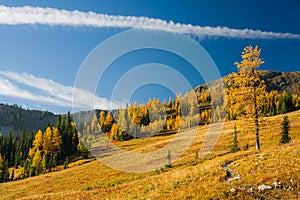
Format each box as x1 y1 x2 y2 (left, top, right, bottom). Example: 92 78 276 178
0 112 81 182
261 70 300 95
0 104 58 135
76 68 300 143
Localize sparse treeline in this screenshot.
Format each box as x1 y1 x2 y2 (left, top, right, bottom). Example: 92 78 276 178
77 88 212 141
0 112 80 182
78 81 300 143
226 88 300 120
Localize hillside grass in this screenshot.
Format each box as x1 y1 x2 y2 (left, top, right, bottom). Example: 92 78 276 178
0 111 299 199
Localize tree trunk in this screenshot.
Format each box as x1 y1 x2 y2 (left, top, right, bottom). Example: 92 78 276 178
254 91 260 151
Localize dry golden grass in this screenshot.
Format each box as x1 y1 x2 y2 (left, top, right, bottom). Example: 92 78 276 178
0 111 299 199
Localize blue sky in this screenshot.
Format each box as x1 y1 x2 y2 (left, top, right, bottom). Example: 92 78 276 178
0 0 299 113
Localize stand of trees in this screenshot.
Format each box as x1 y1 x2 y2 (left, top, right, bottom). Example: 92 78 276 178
0 112 80 182
77 89 212 142
78 72 300 144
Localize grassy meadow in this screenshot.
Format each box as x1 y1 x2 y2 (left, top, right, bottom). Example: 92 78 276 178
0 111 299 199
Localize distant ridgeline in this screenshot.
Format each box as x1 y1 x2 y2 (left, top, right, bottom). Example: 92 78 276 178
76 70 300 142
0 103 58 135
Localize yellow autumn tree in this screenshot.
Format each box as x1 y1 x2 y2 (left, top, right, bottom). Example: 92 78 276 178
110 123 119 140
43 127 54 156
28 130 43 158
98 111 106 128
42 127 62 157
104 113 113 128
52 127 62 156
228 45 266 150
31 149 42 175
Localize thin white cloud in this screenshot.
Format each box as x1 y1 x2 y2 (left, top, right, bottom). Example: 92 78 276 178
0 5 299 39
0 71 121 111
0 77 65 105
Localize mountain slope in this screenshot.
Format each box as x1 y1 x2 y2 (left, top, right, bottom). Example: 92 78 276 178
195 70 300 94
1 110 299 199
0 104 58 135
261 70 300 94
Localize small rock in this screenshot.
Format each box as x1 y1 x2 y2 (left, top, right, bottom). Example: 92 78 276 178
258 184 272 192
257 154 263 159
228 175 241 182
290 179 294 183
230 188 237 193
273 181 282 189
250 187 255 192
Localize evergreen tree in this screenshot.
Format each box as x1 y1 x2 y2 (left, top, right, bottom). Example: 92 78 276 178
280 115 291 144
10 168 14 181
0 154 9 182
230 123 240 153
72 125 79 154
23 159 30 178
56 115 62 135
65 112 73 156
64 157 69 169
50 155 57 170
57 112 79 157
166 150 171 167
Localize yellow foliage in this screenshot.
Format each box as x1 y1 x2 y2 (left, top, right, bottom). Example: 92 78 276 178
28 130 43 158
228 45 266 150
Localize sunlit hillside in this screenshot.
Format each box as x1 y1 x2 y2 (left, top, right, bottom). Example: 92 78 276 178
1 110 299 200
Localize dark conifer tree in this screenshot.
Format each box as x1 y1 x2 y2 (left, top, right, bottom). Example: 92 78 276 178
0 154 9 182
230 123 240 153
72 125 79 153
280 115 291 144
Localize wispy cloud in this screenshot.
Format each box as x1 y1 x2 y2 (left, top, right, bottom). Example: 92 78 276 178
0 71 121 112
0 5 299 39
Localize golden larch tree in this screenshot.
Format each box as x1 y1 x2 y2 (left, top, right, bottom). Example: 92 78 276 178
110 123 119 140
228 45 266 150
28 130 43 158
52 127 62 156
43 127 54 155
31 149 42 175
